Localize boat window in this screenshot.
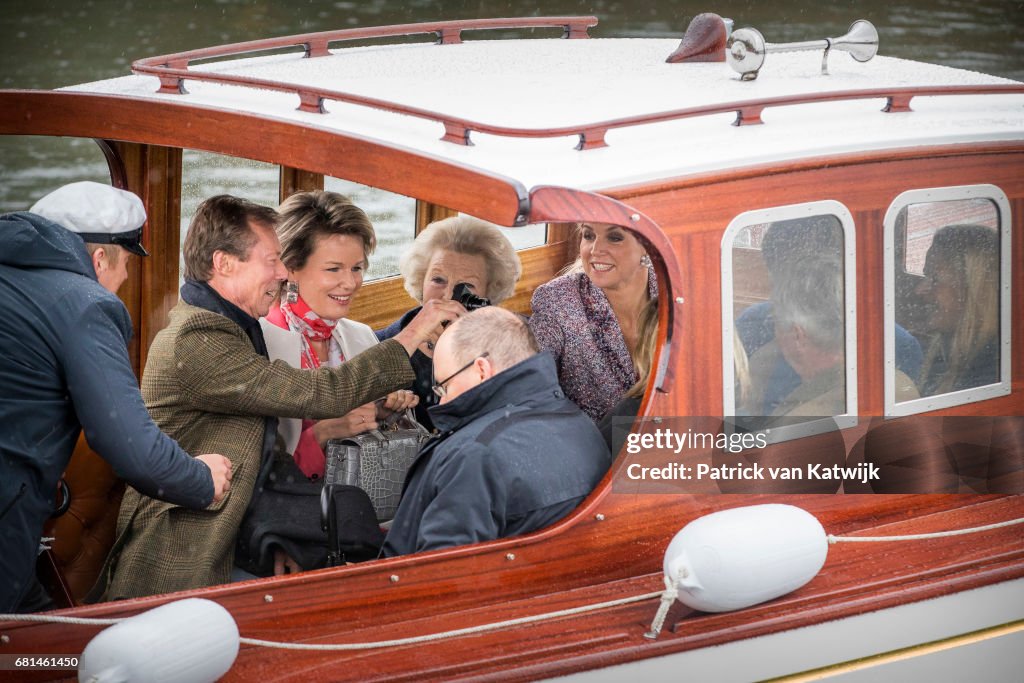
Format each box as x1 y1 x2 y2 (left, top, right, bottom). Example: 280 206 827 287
181 150 279 283
323 176 416 282
0 136 112 213
883 185 1011 416
721 201 857 443
473 216 547 252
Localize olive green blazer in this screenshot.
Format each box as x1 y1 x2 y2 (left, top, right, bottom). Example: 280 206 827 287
93 301 414 600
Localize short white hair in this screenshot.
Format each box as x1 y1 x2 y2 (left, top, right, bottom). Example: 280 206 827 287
772 255 844 351
399 216 521 303
445 307 537 373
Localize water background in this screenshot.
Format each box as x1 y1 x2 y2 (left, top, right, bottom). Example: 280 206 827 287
2 0 1021 278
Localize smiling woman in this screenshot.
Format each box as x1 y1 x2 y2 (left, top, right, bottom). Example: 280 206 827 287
262 190 418 480
529 222 657 422
376 215 522 430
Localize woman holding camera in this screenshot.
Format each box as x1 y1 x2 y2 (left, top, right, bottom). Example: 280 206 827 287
377 215 522 430
530 222 657 422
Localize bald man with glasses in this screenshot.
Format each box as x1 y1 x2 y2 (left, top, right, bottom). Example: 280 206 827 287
382 307 610 557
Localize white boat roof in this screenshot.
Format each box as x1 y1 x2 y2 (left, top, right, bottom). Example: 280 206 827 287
65 37 1024 192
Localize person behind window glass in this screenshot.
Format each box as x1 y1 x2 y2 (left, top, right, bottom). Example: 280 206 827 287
736 215 923 414
749 254 848 420
530 223 658 423
915 223 1000 396
733 328 752 414
376 216 522 431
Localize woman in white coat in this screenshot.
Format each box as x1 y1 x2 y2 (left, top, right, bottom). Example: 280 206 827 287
261 190 417 480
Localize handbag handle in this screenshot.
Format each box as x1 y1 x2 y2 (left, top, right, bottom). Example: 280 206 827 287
378 408 422 433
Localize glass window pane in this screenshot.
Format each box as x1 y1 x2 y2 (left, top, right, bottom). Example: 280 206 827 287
901 199 998 276
495 223 546 250
180 150 279 282
894 199 1001 399
324 177 416 282
732 215 846 429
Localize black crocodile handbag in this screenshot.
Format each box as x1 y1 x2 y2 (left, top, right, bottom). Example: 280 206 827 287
324 410 431 522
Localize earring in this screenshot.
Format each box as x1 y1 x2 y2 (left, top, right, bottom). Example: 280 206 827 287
285 281 299 304
640 253 652 268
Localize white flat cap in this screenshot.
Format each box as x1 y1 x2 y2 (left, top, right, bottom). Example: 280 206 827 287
30 181 149 256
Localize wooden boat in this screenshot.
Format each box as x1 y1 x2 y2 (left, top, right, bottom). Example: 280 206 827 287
1 14 1022 681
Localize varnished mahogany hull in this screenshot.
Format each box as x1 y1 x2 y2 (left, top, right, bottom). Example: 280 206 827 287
0 88 1022 681
3 493 1022 682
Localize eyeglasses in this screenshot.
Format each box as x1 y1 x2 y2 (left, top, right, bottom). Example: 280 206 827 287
432 352 489 398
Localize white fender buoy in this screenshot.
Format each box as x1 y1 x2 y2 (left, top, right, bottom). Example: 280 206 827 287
79 598 239 683
663 504 828 612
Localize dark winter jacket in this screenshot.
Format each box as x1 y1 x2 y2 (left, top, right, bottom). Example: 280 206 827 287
382 352 611 557
0 212 212 611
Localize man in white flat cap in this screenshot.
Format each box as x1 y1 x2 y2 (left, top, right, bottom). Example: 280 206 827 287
0 181 232 613
29 180 149 293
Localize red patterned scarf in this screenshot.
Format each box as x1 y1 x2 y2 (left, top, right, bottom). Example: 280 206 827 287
279 295 344 369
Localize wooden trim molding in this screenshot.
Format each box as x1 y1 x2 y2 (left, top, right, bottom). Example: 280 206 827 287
0 91 530 227
108 141 183 372
279 167 324 202
415 201 459 234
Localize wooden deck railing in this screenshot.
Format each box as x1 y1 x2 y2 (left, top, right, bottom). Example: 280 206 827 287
132 18 1024 151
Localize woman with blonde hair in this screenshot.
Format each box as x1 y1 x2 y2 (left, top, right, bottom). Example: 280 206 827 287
530 222 657 422
377 215 522 429
915 223 1000 396
597 296 659 454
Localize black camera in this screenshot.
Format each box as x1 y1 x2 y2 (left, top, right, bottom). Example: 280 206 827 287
452 282 491 311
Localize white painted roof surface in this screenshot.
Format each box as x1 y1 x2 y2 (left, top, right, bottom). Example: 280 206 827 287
65 38 1024 192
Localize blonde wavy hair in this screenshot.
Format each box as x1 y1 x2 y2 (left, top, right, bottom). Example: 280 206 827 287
399 215 521 304
626 297 660 399
919 223 1000 395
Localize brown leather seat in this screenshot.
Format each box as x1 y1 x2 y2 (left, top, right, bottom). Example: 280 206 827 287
41 435 124 606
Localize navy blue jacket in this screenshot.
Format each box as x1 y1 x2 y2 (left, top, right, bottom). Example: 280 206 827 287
382 353 610 557
0 212 212 610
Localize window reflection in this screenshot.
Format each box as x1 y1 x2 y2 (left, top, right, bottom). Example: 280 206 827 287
731 215 849 427
181 150 278 285
324 176 415 282
895 199 1001 398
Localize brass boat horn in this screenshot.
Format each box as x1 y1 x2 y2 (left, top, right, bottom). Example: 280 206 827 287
727 20 879 81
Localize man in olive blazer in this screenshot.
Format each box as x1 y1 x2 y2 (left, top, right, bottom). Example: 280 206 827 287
94 195 461 600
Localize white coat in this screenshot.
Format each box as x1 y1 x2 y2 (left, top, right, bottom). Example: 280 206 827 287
260 317 380 456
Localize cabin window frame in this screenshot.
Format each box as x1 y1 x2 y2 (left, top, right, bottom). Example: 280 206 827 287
721 200 858 443
883 184 1012 417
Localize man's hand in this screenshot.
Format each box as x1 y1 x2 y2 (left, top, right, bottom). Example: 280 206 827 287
378 389 419 417
274 548 302 575
394 299 466 356
196 453 232 504
312 404 378 447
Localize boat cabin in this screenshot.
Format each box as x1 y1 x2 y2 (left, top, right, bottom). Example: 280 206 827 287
1 15 1021 681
